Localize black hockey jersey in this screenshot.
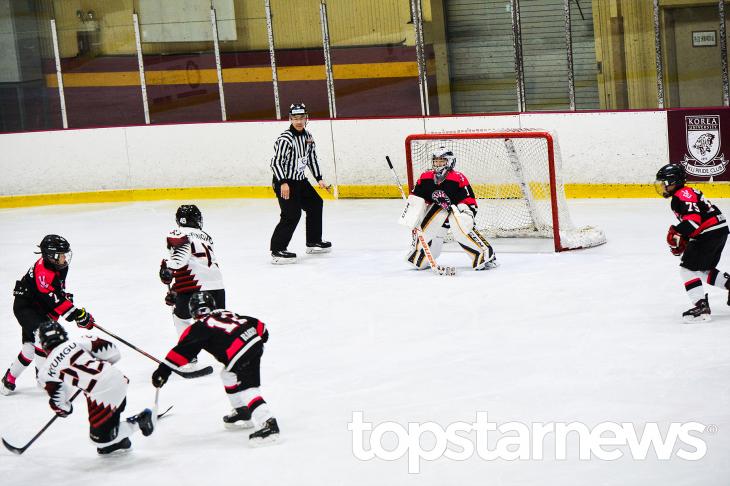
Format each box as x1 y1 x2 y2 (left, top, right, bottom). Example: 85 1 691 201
671 186 728 239
16 258 76 321
412 170 478 212
163 310 268 371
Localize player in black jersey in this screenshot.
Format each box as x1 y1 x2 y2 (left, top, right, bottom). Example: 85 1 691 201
1 235 94 395
401 147 496 271
655 163 730 322
151 292 279 445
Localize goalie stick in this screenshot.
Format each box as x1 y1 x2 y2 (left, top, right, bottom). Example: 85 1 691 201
386 156 456 276
2 389 82 455
91 323 213 379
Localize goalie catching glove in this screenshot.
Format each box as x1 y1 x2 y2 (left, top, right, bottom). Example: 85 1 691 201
666 225 688 256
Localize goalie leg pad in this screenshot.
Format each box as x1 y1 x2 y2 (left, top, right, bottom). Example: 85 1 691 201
405 208 449 269
453 228 496 270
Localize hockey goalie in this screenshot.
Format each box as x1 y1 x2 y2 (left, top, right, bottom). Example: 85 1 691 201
400 147 497 271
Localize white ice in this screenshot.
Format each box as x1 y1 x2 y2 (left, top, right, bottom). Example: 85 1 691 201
0 198 728 486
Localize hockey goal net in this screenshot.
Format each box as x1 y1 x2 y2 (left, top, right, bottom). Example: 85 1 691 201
405 130 606 251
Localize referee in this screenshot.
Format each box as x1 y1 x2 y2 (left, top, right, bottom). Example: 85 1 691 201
269 103 332 264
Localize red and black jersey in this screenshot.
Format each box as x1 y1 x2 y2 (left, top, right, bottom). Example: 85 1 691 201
17 258 77 321
163 309 268 371
671 186 729 239
412 170 478 212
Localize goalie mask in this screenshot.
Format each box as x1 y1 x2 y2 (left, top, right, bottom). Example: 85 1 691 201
432 147 456 184
654 164 686 198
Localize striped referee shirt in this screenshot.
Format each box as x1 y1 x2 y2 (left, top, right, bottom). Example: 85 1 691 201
270 126 323 183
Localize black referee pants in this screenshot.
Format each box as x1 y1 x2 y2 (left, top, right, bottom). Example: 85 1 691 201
270 178 323 252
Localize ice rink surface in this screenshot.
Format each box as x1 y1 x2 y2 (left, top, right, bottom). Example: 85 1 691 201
0 198 729 486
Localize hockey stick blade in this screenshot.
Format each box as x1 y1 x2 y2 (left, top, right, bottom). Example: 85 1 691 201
2 437 26 455
158 405 174 419
171 365 214 379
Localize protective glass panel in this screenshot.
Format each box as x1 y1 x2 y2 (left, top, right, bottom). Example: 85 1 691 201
270 0 329 118
662 5 727 108
217 2 276 120
139 1 222 124
443 0 518 113
325 0 421 117
53 2 144 128
0 1 62 133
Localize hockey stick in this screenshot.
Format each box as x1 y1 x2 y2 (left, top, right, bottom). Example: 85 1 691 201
91 323 213 379
386 156 456 276
2 389 82 455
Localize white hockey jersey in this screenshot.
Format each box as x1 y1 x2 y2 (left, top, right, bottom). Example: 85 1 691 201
37 336 129 426
165 226 224 293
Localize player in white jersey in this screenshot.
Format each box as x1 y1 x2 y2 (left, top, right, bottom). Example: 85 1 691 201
36 320 155 455
159 205 225 336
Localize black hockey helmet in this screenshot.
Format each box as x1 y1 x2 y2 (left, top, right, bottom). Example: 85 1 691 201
176 205 202 229
188 291 216 318
38 234 72 269
289 103 307 117
654 164 686 198
38 320 68 351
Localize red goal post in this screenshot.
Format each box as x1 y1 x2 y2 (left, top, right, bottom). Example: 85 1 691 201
404 130 606 252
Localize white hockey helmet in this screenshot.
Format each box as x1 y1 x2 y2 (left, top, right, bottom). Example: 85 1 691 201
432 146 456 184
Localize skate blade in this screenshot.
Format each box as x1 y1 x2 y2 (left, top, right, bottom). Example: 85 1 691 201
0 386 13 396
682 314 711 324
305 247 331 254
224 420 254 430
248 433 280 447
98 448 132 457
271 257 296 265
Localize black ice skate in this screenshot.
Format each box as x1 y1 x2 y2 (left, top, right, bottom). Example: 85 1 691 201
305 241 332 254
97 437 132 455
223 407 253 430
249 417 280 446
682 294 711 323
126 408 155 436
0 370 16 396
271 250 297 264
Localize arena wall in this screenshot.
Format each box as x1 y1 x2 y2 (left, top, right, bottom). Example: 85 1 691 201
1 110 724 208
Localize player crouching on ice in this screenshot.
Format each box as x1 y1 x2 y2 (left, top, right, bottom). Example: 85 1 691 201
655 163 730 322
151 292 280 446
36 320 155 454
401 147 496 271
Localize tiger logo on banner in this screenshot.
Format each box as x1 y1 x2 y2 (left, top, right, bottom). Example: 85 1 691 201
680 115 729 177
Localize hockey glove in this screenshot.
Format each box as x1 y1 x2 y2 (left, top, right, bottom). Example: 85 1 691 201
71 308 95 329
64 292 74 303
50 399 72 418
159 260 173 285
165 290 177 307
666 225 688 256
152 363 172 388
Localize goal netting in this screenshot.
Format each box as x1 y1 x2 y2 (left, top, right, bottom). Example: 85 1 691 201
405 130 606 251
